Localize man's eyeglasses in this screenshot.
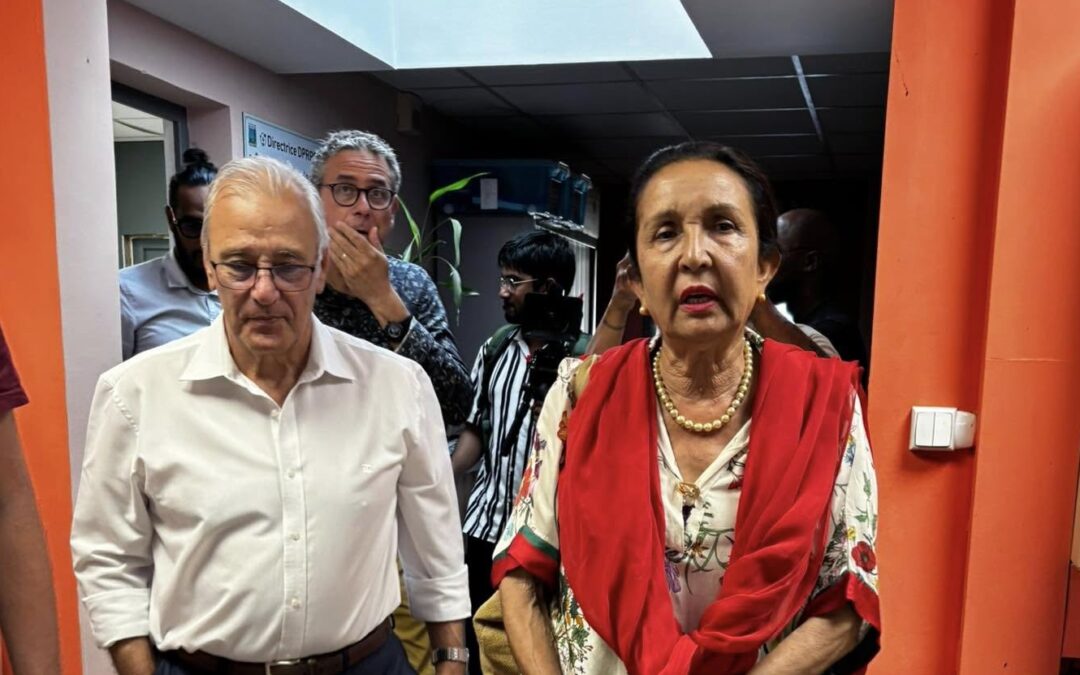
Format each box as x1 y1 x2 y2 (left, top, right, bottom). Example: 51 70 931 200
175 216 203 239
210 261 317 292
319 183 396 210
498 275 537 291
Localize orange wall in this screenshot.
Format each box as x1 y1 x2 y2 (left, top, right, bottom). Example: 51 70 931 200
0 1 81 674
957 0 1080 671
874 0 1080 672
869 1 1013 671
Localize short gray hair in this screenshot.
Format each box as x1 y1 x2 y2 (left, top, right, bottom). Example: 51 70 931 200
203 156 329 261
310 129 402 191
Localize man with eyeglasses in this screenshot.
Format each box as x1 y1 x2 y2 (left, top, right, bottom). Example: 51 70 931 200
119 148 221 360
309 130 472 427
307 130 474 675
72 157 471 675
448 231 580 674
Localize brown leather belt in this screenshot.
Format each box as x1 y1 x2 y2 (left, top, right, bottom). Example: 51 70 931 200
161 618 391 675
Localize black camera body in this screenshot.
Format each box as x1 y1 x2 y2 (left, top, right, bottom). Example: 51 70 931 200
500 293 584 455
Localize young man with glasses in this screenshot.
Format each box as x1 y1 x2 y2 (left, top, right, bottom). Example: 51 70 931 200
448 231 580 675
119 148 221 360
72 157 470 675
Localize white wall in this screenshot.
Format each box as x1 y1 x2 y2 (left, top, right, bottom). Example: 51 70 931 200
107 0 464 251
41 0 122 673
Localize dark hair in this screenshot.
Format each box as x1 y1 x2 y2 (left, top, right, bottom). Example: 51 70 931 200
168 148 218 209
498 230 576 295
626 141 779 264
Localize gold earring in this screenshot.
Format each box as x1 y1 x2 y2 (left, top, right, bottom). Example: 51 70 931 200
639 304 649 317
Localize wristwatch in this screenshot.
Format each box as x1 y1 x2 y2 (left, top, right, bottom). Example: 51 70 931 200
431 646 469 666
383 314 413 343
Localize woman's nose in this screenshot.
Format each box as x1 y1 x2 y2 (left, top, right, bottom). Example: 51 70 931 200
680 227 711 271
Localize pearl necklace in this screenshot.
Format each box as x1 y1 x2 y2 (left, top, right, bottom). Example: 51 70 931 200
652 337 755 434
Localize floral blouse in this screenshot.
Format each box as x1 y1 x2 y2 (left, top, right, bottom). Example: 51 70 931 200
494 359 880 674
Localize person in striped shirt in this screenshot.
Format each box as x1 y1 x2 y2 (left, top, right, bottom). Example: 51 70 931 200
450 231 578 675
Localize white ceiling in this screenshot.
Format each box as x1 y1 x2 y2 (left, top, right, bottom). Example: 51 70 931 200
121 0 893 74
116 0 894 179
112 101 165 141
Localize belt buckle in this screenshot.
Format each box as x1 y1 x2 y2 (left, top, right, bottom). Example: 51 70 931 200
265 658 308 675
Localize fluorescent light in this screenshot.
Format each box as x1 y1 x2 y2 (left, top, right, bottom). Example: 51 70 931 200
278 0 709 70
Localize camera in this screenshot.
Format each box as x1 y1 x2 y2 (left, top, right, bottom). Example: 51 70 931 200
500 293 583 456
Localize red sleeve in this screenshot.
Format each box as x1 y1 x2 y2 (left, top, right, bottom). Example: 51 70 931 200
491 526 560 590
0 325 28 412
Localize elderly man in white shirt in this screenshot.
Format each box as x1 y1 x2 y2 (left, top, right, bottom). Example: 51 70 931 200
71 156 470 675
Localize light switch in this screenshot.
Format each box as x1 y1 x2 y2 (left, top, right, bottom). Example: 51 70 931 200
932 411 954 447
910 406 977 451
914 411 935 447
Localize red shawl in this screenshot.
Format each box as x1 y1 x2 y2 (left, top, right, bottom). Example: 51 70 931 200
557 338 861 674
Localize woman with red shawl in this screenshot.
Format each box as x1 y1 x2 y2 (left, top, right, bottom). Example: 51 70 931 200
493 142 880 674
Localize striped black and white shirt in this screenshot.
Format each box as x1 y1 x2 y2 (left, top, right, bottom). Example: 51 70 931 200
463 328 535 543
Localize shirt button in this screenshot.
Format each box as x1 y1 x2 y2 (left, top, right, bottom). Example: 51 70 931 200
290 533 301 542
287 469 296 479
271 410 280 420
290 597 301 609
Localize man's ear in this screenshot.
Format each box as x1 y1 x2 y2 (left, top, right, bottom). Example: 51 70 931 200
314 248 331 294
202 244 217 291
803 250 820 273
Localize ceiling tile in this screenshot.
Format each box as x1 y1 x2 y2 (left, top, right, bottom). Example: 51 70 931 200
647 77 805 111
833 154 883 174
629 57 794 80
545 112 686 138
419 87 516 116
453 115 547 136
799 52 890 75
373 68 475 90
711 134 823 156
828 133 884 154
818 107 886 134
494 82 660 115
466 62 631 86
676 109 814 136
807 74 888 107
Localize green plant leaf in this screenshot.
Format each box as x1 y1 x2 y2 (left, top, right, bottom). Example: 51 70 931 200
460 284 479 297
396 194 423 257
428 172 488 205
401 239 415 263
449 217 463 267
446 265 464 320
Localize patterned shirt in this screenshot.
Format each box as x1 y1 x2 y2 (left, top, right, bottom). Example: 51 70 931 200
119 251 221 360
496 357 880 674
314 257 472 426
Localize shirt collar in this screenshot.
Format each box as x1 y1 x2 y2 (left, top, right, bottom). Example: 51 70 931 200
163 250 216 295
179 315 354 383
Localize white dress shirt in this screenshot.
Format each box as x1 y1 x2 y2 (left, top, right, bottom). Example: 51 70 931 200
71 315 470 661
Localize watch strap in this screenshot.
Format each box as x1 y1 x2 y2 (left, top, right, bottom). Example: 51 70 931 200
431 646 469 665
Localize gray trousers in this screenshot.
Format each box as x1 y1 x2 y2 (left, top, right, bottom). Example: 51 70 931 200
155 635 416 675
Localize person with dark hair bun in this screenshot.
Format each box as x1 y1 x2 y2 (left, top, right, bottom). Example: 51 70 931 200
495 142 880 674
119 148 221 359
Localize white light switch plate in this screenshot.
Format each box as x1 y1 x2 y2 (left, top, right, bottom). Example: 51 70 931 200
910 406 976 451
